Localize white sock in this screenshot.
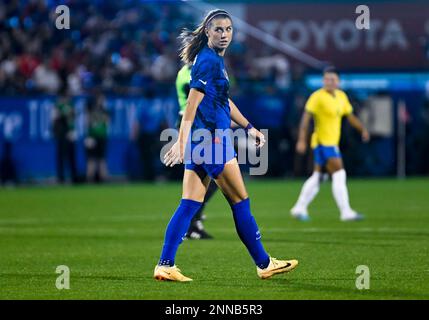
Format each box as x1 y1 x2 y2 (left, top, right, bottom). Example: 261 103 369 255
331 169 355 218
291 171 321 215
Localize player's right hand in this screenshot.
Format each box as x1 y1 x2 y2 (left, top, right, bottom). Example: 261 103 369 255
296 140 307 154
362 129 370 143
164 141 184 167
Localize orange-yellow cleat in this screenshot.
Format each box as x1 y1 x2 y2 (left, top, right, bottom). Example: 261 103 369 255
257 257 299 279
154 265 193 282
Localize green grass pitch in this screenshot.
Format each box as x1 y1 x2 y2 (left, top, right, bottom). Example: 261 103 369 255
0 178 428 300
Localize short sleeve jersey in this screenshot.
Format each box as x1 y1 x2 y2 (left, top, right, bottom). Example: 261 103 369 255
305 88 353 148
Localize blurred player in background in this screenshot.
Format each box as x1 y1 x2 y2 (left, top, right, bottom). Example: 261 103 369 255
85 92 110 183
132 97 167 182
52 91 78 184
176 64 215 240
154 9 298 282
291 67 370 221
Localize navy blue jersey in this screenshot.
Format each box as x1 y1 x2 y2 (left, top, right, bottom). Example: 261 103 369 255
189 45 230 137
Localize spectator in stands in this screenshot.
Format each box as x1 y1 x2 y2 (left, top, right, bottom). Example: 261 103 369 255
33 57 61 94
0 1 283 97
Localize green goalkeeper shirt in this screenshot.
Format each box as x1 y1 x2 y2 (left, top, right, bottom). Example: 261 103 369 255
175 64 191 115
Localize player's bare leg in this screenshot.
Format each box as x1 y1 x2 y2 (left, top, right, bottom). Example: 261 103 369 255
326 158 363 221
214 158 248 204
182 169 211 202
325 157 343 173
215 158 298 279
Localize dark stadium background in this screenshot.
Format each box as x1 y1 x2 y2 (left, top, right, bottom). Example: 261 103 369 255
0 0 428 183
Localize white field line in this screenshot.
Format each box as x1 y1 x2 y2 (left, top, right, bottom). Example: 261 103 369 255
215 227 429 233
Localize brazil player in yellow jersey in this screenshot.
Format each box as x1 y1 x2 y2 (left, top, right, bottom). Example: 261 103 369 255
291 67 370 221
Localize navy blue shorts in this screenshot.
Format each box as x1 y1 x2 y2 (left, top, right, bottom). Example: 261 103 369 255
313 145 341 166
184 138 236 179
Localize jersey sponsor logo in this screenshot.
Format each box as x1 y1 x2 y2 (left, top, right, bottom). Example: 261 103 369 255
199 79 207 85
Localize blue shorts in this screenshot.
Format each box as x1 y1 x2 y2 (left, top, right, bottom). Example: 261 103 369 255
184 138 236 179
313 145 341 166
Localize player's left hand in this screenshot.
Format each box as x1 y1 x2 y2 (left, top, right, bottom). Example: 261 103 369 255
248 127 266 147
362 129 370 143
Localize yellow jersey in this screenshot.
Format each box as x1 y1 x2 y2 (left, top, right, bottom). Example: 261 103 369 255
305 88 353 148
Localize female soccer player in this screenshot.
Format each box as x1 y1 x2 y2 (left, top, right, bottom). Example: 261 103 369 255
290 67 370 221
154 9 298 282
